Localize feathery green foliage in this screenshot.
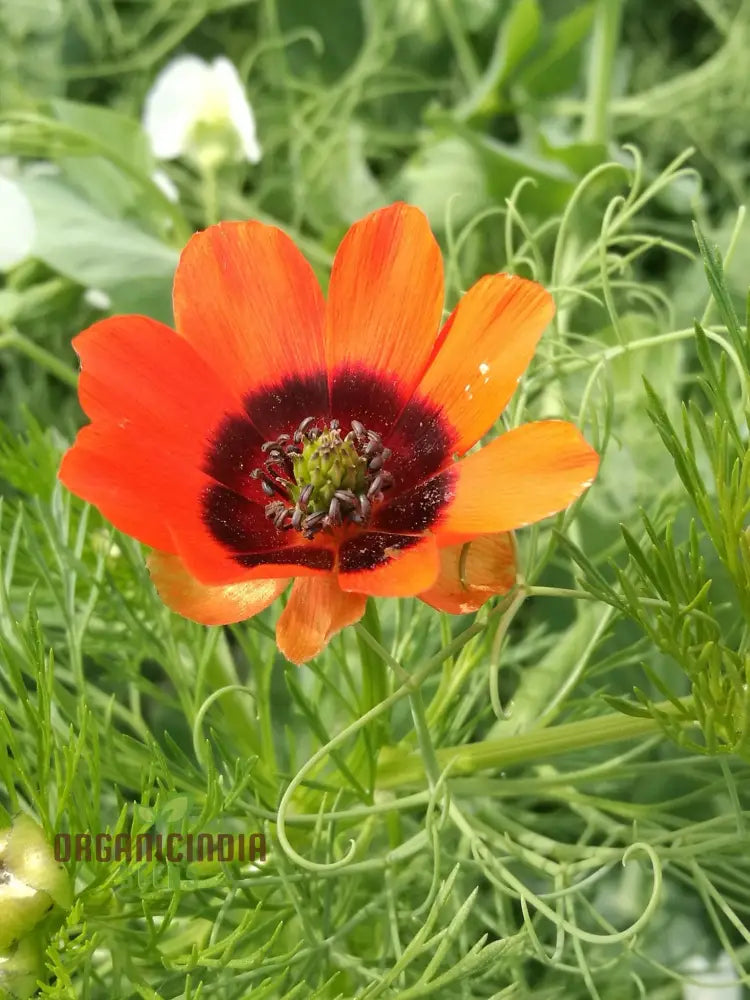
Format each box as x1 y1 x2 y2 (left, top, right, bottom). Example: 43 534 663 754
1 1 750 997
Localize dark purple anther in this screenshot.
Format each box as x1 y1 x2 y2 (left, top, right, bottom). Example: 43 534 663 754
367 475 383 499
328 496 342 526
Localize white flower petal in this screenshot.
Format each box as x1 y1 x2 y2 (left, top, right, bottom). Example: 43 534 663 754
0 157 20 177
0 176 35 270
25 161 60 178
83 287 111 311
683 954 741 1000
151 169 179 203
211 57 261 163
143 55 212 159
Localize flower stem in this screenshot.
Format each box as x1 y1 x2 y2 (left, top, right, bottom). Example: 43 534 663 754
375 697 694 790
435 0 481 88
201 164 219 226
581 0 624 143
0 329 78 387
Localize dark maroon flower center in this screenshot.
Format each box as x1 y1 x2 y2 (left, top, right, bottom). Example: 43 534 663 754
200 369 458 573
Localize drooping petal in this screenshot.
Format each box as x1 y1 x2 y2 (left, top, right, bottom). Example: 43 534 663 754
410 273 555 455
338 532 440 596
419 533 516 614
173 220 328 433
435 420 599 542
148 550 287 624
276 575 367 664
325 203 444 430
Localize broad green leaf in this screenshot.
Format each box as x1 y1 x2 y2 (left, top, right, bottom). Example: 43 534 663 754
50 99 153 175
457 0 542 119
400 135 490 230
445 121 580 214
518 3 596 99
0 0 62 38
18 175 177 311
50 99 155 216
299 123 385 232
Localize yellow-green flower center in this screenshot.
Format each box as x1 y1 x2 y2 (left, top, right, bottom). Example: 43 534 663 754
290 429 368 513
252 418 393 538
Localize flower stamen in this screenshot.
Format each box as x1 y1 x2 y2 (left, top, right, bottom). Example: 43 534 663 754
252 418 394 539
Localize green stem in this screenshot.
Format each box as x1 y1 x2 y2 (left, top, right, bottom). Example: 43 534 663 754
376 698 694 790
525 586 719 627
435 0 481 88
349 601 391 786
201 164 219 226
0 330 78 387
581 0 624 143
407 684 442 791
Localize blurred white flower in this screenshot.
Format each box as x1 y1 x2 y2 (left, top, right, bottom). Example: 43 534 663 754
0 173 35 271
83 288 111 311
143 55 261 169
151 169 179 203
683 953 742 1000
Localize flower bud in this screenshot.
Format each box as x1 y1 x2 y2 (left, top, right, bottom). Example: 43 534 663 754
0 933 45 1000
0 815 72 952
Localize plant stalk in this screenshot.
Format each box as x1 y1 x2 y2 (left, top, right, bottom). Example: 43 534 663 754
376 698 693 789
581 0 624 143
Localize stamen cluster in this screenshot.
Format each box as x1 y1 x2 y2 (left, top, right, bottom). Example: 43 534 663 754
252 417 393 538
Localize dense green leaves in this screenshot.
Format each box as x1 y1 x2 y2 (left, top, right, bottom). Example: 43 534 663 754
1 0 750 997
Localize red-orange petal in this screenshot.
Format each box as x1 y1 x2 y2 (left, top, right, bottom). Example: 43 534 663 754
325 203 444 427
338 532 440 597
276 575 367 664
72 314 243 458
419 533 516 614
172 221 328 415
437 420 600 542
414 274 555 455
148 550 288 625
59 423 200 551
59 314 248 551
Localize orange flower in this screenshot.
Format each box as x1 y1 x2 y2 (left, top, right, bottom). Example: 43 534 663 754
58 204 598 663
